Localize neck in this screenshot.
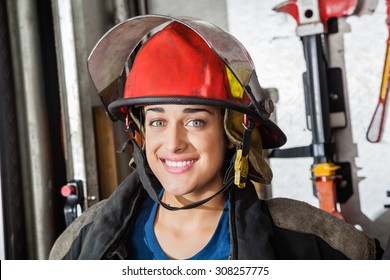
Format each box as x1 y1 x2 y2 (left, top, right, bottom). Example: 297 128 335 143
157 192 226 235
162 188 226 210
153 192 227 259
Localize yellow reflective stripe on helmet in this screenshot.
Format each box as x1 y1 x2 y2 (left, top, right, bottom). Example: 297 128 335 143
226 66 244 99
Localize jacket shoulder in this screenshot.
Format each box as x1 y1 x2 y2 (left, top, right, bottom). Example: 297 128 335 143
264 197 378 259
49 200 107 260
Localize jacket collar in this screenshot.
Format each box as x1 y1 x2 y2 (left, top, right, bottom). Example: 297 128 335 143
79 171 276 260
230 182 276 259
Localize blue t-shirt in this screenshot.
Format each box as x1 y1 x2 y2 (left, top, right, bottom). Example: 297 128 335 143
127 192 230 260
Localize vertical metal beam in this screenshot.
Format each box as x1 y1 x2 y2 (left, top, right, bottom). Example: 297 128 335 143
0 0 28 260
136 0 148 15
113 0 130 23
302 34 331 163
51 0 99 209
6 0 55 259
0 157 5 260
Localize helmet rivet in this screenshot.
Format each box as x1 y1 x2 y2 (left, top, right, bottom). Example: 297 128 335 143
262 99 275 114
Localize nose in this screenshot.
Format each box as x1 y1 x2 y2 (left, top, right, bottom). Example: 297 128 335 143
164 123 187 153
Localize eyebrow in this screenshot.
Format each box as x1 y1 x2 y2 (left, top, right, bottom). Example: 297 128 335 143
145 107 214 115
145 107 164 113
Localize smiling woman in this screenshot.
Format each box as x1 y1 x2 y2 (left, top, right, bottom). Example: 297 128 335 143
49 15 385 260
144 104 227 199
139 104 230 259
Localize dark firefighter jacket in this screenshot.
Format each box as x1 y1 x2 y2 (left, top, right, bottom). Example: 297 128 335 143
49 171 383 260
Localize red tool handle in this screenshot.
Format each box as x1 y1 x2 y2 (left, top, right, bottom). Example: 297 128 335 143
367 0 390 143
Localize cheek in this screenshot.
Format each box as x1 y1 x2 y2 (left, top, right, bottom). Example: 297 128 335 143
144 127 158 148
197 128 226 159
144 132 158 162
144 143 160 173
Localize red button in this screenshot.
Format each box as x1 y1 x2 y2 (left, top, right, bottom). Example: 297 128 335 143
61 185 76 197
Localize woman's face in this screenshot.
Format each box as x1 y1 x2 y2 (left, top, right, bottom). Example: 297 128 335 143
144 104 229 200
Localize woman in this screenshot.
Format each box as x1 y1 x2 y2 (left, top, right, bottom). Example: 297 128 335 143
49 15 383 260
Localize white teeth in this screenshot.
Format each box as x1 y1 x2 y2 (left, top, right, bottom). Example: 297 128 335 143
165 159 196 167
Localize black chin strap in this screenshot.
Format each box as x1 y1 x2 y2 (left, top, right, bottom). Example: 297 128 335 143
129 138 234 211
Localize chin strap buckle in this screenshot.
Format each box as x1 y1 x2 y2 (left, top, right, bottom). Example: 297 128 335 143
234 149 249 188
234 115 254 188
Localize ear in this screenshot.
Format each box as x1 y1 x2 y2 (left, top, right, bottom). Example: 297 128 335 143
226 141 235 149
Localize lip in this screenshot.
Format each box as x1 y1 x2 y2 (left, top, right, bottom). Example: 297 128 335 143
160 157 198 174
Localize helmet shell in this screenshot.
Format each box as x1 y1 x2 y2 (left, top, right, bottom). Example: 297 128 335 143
110 21 251 117
88 15 286 149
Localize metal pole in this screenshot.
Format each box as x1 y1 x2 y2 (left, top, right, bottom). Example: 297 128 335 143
136 0 148 15
0 155 4 260
302 34 331 163
113 0 130 23
6 0 55 259
51 0 99 209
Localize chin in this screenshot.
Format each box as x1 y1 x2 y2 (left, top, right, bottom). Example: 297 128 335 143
163 184 191 197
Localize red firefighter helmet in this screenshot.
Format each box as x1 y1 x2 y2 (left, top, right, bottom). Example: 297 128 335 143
88 15 287 187
88 15 286 150
114 21 252 118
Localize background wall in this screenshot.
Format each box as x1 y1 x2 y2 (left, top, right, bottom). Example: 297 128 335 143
226 0 389 246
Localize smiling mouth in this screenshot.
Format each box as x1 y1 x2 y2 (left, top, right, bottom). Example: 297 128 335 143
164 159 197 168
